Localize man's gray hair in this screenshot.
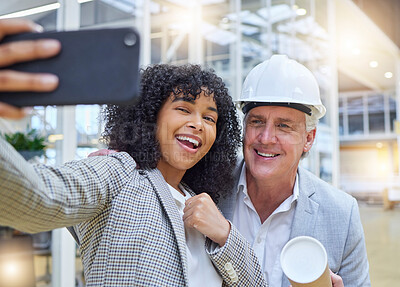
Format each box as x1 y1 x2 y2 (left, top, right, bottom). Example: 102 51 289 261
305 106 320 132
302 106 320 158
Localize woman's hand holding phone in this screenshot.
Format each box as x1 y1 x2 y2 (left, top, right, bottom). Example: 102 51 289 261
0 18 60 119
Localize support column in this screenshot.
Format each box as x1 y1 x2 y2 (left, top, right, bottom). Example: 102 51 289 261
232 0 242 100
139 0 151 66
396 58 400 177
188 2 203 64
327 0 340 187
52 1 80 287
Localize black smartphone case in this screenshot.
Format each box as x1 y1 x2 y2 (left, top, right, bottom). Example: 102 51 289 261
0 28 140 107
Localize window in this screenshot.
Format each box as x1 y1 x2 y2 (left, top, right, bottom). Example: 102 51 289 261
339 98 344 135
368 94 385 134
347 96 364 135
389 95 396 132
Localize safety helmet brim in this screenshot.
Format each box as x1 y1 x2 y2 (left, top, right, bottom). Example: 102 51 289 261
236 55 327 119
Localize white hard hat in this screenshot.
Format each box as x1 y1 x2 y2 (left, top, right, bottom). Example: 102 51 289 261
237 54 326 119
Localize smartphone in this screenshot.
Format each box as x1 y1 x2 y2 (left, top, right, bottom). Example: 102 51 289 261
0 28 140 107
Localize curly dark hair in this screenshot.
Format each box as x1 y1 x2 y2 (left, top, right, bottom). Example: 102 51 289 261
102 64 241 201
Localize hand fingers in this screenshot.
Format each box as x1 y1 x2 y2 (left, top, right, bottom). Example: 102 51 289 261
184 193 212 212
183 193 213 228
0 18 42 40
0 39 61 67
182 204 215 233
0 102 31 119
182 207 198 229
183 193 231 246
0 70 59 92
329 270 344 287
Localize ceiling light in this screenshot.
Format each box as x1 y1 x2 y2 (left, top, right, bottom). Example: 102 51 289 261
296 8 307 16
78 0 94 3
376 142 383 149
221 17 229 24
352 48 360 55
345 40 353 49
0 3 60 19
384 72 393 79
369 61 378 68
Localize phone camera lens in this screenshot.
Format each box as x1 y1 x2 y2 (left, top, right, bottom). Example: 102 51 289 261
124 33 137 46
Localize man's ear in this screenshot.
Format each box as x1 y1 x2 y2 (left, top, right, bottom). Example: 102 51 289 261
303 128 316 153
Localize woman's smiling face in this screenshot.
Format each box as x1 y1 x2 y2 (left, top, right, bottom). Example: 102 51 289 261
156 91 218 176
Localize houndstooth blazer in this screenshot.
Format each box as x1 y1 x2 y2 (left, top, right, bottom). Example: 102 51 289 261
0 138 266 286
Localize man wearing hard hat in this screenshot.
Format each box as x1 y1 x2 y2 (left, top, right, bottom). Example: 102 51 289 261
216 55 370 287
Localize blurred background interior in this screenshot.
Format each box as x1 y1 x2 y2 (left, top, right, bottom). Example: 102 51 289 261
0 0 399 286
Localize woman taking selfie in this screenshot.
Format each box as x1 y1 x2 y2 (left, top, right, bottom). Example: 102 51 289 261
0 18 266 285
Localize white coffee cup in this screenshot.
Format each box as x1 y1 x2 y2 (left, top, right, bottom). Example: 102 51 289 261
280 236 332 287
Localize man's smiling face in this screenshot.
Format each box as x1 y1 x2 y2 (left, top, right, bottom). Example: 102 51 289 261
243 105 315 182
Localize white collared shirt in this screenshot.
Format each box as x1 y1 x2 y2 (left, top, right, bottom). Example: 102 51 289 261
232 163 299 287
168 184 222 287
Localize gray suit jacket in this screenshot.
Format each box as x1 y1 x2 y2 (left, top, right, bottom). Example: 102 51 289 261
0 138 265 286
218 160 371 287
